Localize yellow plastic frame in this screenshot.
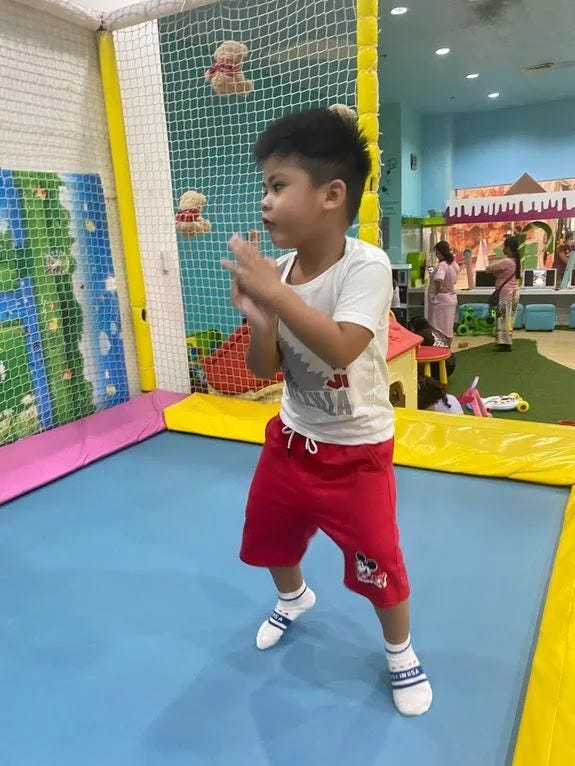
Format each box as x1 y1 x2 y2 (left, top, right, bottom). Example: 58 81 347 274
98 31 156 391
357 0 380 246
396 410 575 766
165 396 575 766
101 0 574 757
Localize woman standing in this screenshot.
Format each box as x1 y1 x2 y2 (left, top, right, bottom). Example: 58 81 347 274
554 231 574 284
426 240 459 347
487 235 521 352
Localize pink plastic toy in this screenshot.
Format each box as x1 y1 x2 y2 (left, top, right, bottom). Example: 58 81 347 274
459 376 492 418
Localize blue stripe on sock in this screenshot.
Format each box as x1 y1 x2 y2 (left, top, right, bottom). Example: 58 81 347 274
391 677 429 690
390 666 425 684
269 610 292 629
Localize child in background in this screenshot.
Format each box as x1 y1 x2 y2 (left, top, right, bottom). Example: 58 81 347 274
408 315 456 377
418 376 464 414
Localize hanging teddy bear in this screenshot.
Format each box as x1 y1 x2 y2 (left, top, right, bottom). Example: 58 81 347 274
175 190 211 237
205 41 254 96
329 103 358 121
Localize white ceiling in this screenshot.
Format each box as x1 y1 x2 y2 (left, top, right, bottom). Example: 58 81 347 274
380 0 575 113
72 0 575 115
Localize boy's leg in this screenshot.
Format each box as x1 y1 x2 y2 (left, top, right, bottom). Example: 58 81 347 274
254 565 316 650
270 565 304 593
240 418 317 649
314 438 432 716
375 599 432 716
375 598 410 645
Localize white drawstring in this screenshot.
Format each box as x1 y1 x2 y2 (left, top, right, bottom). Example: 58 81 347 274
282 425 295 452
281 425 318 455
305 437 318 455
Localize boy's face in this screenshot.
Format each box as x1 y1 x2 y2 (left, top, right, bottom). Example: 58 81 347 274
260 155 344 249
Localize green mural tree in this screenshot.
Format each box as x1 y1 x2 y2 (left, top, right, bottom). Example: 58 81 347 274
13 172 94 426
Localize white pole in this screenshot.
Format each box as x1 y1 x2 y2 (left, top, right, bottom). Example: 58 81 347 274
103 0 218 31
10 0 101 29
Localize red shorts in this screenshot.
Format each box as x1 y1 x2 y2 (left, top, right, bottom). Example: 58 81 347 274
240 416 410 608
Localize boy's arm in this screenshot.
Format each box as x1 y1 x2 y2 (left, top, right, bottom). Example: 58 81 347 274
246 323 282 380
270 258 390 370
229 231 283 380
231 279 282 379
223 235 389 371
271 289 371 369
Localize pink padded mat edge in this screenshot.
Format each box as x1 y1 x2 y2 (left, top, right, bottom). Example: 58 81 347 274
0 391 186 505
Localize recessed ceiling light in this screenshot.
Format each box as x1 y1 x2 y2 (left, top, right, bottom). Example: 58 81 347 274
488 92 500 98
391 6 408 14
436 48 450 56
466 73 479 79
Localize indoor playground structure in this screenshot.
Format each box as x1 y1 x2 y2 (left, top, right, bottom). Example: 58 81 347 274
1 1 574 765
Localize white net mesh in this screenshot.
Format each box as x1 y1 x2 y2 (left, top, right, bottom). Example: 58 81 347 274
0 0 138 447
115 0 358 398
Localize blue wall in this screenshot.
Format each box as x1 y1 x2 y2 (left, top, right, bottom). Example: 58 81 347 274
379 104 424 261
421 114 453 216
453 99 575 189
420 98 575 212
401 105 422 217
380 103 403 262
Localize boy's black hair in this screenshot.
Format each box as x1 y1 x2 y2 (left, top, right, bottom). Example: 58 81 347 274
253 108 371 224
417 376 450 410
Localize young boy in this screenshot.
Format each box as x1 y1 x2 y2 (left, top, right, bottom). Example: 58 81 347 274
222 108 432 716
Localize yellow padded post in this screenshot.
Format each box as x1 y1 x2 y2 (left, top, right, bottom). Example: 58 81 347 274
356 0 380 246
98 31 156 391
513 485 575 766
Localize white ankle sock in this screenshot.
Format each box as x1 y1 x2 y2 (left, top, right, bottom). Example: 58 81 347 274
385 634 433 716
255 582 316 650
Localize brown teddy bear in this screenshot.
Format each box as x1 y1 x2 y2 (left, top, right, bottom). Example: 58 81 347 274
205 41 254 96
175 190 211 237
329 103 358 121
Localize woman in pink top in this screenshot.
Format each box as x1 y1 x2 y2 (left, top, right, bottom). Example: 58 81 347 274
486 235 521 351
426 240 460 346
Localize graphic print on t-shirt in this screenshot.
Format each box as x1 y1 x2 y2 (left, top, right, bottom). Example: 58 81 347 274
279 336 353 417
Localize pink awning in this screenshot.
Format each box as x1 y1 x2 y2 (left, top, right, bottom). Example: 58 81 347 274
445 191 575 224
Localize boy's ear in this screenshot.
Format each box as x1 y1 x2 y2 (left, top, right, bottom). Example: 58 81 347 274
322 179 347 212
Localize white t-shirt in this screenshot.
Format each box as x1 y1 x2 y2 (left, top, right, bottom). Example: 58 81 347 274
277 237 394 445
432 394 464 415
